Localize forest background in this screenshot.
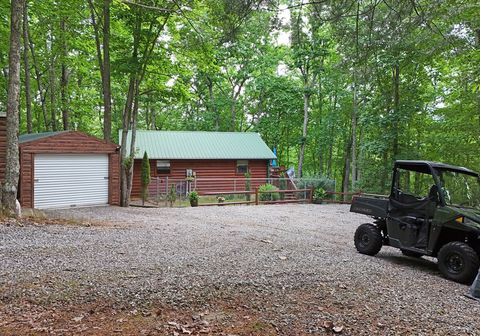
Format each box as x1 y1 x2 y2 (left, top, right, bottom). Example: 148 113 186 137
1 0 479 197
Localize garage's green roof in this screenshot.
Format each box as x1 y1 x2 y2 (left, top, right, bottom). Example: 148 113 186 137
121 130 276 160
19 131 69 144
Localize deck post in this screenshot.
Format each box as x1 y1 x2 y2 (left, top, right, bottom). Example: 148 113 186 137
310 187 314 203
255 187 259 205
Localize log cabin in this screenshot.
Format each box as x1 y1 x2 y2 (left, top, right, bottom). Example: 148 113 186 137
123 130 276 197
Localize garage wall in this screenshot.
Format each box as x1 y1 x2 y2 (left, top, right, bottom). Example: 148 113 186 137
19 131 120 208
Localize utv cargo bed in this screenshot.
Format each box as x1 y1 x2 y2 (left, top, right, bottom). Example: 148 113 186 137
350 195 388 219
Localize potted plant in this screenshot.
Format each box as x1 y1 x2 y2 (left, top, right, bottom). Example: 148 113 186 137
217 196 225 205
189 191 199 207
313 187 327 204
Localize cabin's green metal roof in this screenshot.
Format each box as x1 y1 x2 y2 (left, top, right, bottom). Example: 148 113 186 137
121 130 276 160
19 131 69 144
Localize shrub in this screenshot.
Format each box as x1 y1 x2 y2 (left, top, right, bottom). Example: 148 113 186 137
259 183 280 201
166 184 177 207
188 191 199 202
296 175 335 192
313 187 327 201
141 151 150 205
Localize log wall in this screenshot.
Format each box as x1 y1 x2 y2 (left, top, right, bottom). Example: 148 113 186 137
131 159 269 197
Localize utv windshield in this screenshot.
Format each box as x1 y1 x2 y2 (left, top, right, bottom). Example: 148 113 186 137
436 169 480 209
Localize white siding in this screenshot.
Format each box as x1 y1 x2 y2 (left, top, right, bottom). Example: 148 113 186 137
34 154 109 209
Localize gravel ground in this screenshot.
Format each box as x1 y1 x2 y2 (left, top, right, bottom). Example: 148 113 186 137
1 204 480 335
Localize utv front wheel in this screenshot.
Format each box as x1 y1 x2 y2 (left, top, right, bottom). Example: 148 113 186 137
354 223 383 256
437 242 479 284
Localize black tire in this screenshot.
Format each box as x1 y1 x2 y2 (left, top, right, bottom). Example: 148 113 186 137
401 250 423 258
354 223 383 256
437 242 480 284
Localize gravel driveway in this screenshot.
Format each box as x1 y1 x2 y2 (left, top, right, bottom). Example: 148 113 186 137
1 204 480 335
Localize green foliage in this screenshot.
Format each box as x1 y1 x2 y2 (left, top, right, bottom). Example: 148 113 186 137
188 191 199 202
259 183 280 201
1 0 477 198
296 176 335 192
166 184 176 207
140 151 150 204
313 188 327 201
188 191 199 206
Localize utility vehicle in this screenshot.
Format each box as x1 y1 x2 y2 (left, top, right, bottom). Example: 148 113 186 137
351 160 480 284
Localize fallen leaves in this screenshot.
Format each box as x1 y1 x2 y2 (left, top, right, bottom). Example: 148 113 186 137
166 317 211 335
323 320 344 334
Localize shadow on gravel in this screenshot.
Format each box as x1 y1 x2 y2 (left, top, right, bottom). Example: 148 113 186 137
377 254 439 275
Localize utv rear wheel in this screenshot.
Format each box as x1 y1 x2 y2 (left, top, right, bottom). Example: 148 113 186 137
401 250 423 258
437 242 479 284
354 223 383 256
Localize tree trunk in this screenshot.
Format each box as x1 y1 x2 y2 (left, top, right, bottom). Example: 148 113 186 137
28 34 48 130
230 89 236 131
119 12 169 206
48 26 57 131
126 82 140 202
351 2 360 191
357 125 364 183
342 142 351 202
102 0 112 142
351 79 358 189
229 78 246 132
327 91 337 177
206 76 218 131
120 14 140 207
317 59 324 175
297 90 310 178
392 63 400 159
120 76 136 207
3 0 25 212
88 0 112 142
60 17 69 130
476 29 480 130
22 1 32 133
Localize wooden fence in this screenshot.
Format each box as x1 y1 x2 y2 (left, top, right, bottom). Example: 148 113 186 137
198 188 314 206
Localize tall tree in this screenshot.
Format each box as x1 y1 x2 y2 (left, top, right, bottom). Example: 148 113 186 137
88 0 112 141
2 0 25 212
22 0 32 133
119 2 172 206
290 3 325 177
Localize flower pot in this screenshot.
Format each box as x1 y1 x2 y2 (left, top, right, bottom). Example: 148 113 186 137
190 199 198 207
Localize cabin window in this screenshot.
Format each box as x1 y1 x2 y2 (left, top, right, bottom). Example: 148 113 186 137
156 160 171 174
236 160 249 174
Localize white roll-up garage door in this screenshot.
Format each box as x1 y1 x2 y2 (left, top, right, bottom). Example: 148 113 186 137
34 154 109 209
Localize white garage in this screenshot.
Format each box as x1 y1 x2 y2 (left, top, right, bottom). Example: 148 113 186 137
19 131 120 209
34 154 109 209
